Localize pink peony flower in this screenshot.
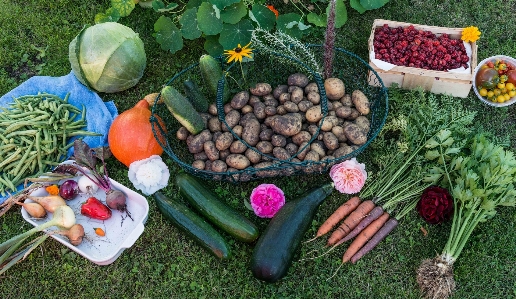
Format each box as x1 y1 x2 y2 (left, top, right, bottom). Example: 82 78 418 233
249 184 285 218
329 158 367 194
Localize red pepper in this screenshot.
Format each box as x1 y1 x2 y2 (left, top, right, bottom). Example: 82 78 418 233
81 197 112 220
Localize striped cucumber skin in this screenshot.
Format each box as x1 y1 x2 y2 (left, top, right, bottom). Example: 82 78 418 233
161 86 205 134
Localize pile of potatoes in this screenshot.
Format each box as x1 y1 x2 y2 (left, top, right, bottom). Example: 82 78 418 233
175 73 371 179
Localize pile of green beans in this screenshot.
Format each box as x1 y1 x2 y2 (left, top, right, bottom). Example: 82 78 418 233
0 92 99 196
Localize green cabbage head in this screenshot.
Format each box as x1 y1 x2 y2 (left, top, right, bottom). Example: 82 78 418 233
69 22 146 93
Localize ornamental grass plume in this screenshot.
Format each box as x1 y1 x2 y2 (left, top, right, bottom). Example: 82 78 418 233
249 184 285 218
329 158 367 194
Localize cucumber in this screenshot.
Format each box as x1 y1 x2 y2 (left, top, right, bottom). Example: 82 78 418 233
198 54 230 103
160 86 205 134
175 173 259 243
250 183 334 282
183 79 209 112
153 192 230 260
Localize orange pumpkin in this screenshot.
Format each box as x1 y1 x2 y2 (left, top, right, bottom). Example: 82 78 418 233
108 98 167 167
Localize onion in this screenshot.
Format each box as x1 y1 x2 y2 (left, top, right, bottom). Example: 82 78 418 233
59 180 80 200
78 175 99 194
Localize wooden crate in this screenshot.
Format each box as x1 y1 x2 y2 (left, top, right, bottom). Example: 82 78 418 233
367 19 478 98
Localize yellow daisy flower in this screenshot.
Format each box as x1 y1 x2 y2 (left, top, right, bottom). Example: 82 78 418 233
461 26 481 43
224 42 253 63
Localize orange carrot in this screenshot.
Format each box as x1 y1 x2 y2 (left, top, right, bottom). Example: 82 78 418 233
306 196 361 242
326 200 375 246
341 212 389 263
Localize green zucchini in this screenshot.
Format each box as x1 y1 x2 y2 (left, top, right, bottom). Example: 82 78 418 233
183 79 209 112
175 173 259 243
198 54 230 103
160 86 205 134
153 192 230 260
250 183 334 282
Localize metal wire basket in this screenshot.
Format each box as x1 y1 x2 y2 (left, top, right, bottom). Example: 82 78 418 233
151 45 388 182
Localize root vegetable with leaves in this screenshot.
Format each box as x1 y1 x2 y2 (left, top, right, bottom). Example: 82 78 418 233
416 133 516 299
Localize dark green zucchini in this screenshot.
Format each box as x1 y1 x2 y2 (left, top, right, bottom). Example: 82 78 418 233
175 173 259 243
153 192 230 260
183 79 209 112
250 183 334 282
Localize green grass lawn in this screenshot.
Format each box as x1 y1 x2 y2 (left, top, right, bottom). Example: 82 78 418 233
1 0 516 298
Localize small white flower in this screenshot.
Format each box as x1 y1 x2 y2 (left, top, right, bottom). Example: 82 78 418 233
128 155 170 195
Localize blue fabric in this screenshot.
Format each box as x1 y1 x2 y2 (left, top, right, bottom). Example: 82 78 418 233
0 71 118 203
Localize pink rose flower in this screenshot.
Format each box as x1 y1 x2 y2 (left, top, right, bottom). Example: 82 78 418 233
329 158 367 194
249 184 285 218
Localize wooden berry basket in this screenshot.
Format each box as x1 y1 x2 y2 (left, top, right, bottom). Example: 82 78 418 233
367 19 478 98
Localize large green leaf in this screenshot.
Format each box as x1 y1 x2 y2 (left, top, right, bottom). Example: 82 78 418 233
210 0 239 10
197 2 223 35
306 12 326 27
249 4 276 30
152 1 179 13
220 2 247 24
94 7 121 24
326 0 347 28
276 13 309 39
360 0 389 10
180 8 202 40
350 0 367 13
111 0 135 17
186 0 204 9
204 35 224 57
153 16 184 54
219 19 253 49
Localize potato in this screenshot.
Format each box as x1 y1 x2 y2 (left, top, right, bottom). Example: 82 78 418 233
323 132 339 150
275 105 286 115
239 113 258 127
319 115 339 131
226 154 251 170
333 144 355 158
343 123 367 145
335 106 352 119
273 84 289 99
241 105 253 114
348 108 361 120
254 162 278 177
193 151 208 161
192 160 205 170
284 101 299 113
292 131 311 145
204 160 213 171
208 103 218 116
306 105 323 123
176 126 189 141
270 113 303 137
223 110 241 132
250 83 272 96
273 147 291 160
307 124 319 137
263 94 278 107
244 148 261 164
232 125 243 137
265 106 277 116
332 101 343 110
278 92 291 104
249 95 261 106
230 91 249 109
340 94 353 106
331 125 348 142
288 73 310 88
259 128 273 141
211 160 228 172
219 149 231 161
285 143 299 156
298 100 313 112
304 82 319 94
271 134 287 147
253 101 267 119
256 141 273 154
215 132 234 151
354 116 371 133
352 90 370 115
230 140 248 154
310 142 325 158
212 131 222 142
264 115 277 127
224 103 233 114
324 78 345 100
296 141 311 160
188 130 212 154
290 86 304 104
204 141 219 161
186 134 194 147
242 118 261 146
208 117 222 132
304 150 320 162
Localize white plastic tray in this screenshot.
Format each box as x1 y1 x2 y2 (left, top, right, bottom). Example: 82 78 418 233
21 175 149 265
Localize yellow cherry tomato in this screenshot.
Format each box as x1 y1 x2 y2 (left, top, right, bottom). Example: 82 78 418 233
506 82 515 91
509 90 516 97
501 87 508 94
487 91 495 98
497 82 506 89
504 93 511 101
479 88 488 96
494 89 502 96
497 95 506 102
